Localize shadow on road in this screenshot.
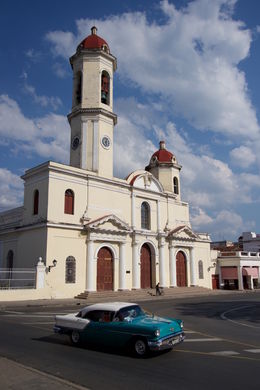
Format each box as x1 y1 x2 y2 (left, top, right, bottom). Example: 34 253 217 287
31 334 171 359
174 300 260 324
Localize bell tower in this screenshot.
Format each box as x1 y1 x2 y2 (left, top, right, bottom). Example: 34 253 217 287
68 27 117 178
145 141 182 199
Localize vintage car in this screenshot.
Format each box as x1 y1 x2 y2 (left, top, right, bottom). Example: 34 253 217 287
54 302 185 356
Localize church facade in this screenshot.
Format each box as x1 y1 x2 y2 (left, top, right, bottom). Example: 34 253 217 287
0 27 214 298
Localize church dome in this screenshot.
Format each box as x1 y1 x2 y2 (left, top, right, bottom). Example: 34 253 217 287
145 141 180 172
77 26 110 52
152 141 174 163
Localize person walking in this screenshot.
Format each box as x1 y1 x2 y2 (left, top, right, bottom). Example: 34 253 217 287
156 282 162 296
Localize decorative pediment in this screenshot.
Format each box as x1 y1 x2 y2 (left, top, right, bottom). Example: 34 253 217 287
84 214 131 234
126 170 163 193
168 225 199 241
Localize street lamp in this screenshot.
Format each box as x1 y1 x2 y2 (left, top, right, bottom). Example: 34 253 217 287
48 259 57 272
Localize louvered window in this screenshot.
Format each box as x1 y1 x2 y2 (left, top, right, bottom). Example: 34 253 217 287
65 256 76 283
64 189 74 214
141 202 150 230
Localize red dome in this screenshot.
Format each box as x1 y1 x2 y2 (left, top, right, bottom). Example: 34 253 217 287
152 141 173 163
78 26 109 51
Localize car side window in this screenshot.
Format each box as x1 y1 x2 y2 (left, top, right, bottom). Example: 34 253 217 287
83 310 115 322
115 305 144 321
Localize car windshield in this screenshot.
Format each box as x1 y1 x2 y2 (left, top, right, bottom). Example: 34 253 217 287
114 305 145 321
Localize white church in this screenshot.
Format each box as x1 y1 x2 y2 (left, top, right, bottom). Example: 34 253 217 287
0 27 217 298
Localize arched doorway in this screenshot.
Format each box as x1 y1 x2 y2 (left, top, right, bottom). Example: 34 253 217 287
176 251 187 287
140 244 152 289
97 247 113 291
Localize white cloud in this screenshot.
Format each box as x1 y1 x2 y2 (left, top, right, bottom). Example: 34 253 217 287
0 95 36 141
52 62 69 79
23 83 62 111
191 208 255 240
45 30 77 58
230 145 256 168
0 169 23 211
190 206 213 227
0 95 70 163
25 49 42 63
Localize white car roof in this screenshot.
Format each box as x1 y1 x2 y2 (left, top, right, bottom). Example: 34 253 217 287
80 302 137 316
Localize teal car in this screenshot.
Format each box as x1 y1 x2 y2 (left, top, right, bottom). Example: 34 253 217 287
54 302 185 356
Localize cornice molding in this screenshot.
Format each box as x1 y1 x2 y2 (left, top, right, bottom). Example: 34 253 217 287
67 107 117 125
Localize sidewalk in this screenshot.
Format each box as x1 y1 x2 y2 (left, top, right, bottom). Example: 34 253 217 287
0 357 89 390
1 286 258 310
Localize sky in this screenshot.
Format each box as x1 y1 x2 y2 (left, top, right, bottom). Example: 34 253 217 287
1 0 260 242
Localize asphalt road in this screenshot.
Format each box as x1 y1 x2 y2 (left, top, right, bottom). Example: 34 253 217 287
1 292 260 389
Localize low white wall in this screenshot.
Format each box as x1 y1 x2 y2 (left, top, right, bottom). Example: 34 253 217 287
0 287 82 302
0 288 52 302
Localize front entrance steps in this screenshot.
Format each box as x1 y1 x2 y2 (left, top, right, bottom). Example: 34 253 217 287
75 286 223 303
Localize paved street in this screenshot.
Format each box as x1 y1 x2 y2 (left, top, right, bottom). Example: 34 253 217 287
0 291 260 389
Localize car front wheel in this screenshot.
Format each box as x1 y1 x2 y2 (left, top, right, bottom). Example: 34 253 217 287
132 338 148 357
70 330 81 345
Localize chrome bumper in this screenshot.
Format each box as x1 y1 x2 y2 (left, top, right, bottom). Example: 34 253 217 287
148 332 185 351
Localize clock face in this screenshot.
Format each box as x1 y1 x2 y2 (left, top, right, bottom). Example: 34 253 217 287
71 136 80 150
101 136 111 149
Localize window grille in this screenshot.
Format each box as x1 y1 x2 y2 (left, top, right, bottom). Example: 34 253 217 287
65 256 76 283
141 202 150 230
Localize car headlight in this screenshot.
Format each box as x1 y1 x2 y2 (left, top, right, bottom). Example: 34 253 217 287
154 329 160 337
180 321 184 328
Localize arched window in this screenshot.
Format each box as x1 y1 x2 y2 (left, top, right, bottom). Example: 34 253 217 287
173 177 179 195
33 190 39 215
198 260 204 279
65 256 76 283
141 202 150 230
64 189 74 215
101 71 110 105
75 72 82 105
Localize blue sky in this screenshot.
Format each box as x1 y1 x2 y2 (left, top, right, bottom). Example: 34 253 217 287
1 0 260 241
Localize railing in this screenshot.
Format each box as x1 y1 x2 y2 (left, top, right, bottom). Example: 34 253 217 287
219 251 260 258
0 268 36 290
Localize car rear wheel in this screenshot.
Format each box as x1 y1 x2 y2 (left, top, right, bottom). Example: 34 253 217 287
70 330 81 345
132 338 148 357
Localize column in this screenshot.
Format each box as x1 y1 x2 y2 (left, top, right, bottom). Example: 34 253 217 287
157 200 161 232
36 257 45 289
217 263 223 289
159 237 166 287
131 192 136 229
81 121 87 169
237 265 244 290
190 247 196 286
119 242 126 290
86 239 95 291
132 241 140 289
169 244 177 287
92 121 98 171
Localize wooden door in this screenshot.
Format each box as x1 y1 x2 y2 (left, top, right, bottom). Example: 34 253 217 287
212 274 219 289
140 244 152 289
176 251 187 287
97 247 113 291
